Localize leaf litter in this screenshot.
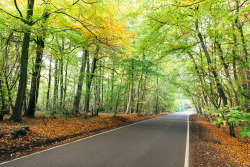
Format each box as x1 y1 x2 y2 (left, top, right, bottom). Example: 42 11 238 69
190 114 249 167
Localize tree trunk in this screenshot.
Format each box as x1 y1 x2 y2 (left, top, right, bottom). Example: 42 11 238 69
63 62 68 109
101 63 104 106
94 69 101 117
125 83 132 114
73 49 88 112
84 53 90 112
3 70 14 112
84 46 99 113
136 66 143 114
10 37 27 121
0 72 6 121
110 63 115 111
96 61 102 116
53 59 59 109
59 56 64 110
25 37 44 117
155 74 159 114
46 57 52 110
9 0 35 122
131 59 134 113
10 0 36 122
114 70 124 116
140 72 148 114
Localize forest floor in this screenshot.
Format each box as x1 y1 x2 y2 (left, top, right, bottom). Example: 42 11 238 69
0 113 167 162
190 114 250 167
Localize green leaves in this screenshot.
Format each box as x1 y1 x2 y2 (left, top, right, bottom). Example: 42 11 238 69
208 106 250 138
239 127 250 137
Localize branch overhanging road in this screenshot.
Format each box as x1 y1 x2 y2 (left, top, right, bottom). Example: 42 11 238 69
0 109 195 167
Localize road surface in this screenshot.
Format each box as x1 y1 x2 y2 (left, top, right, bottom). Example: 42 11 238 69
0 110 194 167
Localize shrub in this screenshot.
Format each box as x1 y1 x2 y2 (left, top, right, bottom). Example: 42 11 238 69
9 128 28 139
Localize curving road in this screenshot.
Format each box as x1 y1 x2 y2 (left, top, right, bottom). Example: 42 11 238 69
0 109 194 167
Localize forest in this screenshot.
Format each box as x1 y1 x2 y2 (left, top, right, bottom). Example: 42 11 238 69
0 0 249 139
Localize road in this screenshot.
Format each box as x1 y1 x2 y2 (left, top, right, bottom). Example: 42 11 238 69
0 110 194 167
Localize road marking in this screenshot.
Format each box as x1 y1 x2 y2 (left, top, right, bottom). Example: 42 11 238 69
0 115 164 166
184 114 190 167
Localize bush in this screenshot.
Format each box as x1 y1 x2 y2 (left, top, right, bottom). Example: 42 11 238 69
74 110 79 114
60 109 72 117
208 106 250 137
49 110 57 119
64 110 72 117
227 106 250 137
9 128 28 139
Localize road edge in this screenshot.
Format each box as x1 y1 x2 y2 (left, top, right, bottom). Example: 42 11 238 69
184 114 190 167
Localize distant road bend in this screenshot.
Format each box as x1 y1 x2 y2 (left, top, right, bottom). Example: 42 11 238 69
0 109 194 167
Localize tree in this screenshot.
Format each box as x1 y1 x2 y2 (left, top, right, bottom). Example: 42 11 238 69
73 49 88 112
84 45 99 113
8 0 35 122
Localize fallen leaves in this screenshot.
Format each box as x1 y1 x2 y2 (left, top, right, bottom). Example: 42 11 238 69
190 114 250 167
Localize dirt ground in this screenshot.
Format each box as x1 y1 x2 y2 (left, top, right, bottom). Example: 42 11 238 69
190 114 250 167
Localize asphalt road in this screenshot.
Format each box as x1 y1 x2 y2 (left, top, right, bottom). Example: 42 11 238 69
0 110 194 167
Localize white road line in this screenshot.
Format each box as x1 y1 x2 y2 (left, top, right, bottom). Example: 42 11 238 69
0 115 164 166
184 114 190 167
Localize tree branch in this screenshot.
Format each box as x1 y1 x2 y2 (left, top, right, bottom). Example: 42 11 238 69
14 0 23 18
55 11 99 41
231 0 249 11
32 0 98 25
97 66 119 74
0 8 28 24
154 0 204 9
148 16 165 24
75 0 99 5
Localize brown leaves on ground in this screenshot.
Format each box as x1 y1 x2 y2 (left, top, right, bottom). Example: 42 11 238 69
190 114 250 167
0 113 162 162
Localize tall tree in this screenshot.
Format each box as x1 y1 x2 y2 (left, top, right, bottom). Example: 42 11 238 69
9 0 35 122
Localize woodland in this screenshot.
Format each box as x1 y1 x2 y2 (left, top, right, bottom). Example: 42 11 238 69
0 0 249 139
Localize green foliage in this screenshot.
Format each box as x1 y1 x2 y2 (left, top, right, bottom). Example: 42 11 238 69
60 109 72 117
49 110 57 117
74 110 80 114
239 127 250 138
9 128 27 139
227 107 250 137
208 106 250 137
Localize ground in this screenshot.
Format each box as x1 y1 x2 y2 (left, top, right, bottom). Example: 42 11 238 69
0 113 249 166
190 114 250 167
0 113 161 162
